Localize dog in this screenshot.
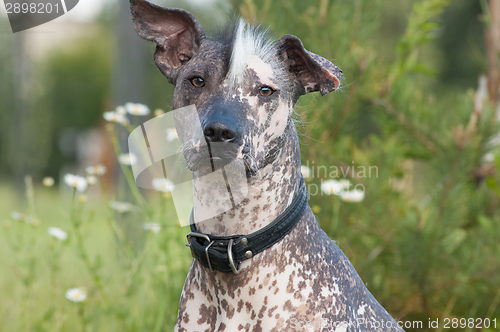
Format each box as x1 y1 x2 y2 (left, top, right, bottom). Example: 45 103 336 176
130 1 404 331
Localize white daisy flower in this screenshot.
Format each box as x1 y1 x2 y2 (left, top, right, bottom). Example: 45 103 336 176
152 178 174 193
165 128 178 142
321 179 344 195
340 189 365 203
300 165 311 179
25 216 39 226
125 102 150 116
65 288 87 302
339 179 351 190
115 105 127 115
86 175 97 185
85 165 106 176
109 201 134 213
143 222 161 234
103 111 126 124
48 227 68 241
119 153 137 166
11 211 25 220
43 177 55 187
64 174 88 192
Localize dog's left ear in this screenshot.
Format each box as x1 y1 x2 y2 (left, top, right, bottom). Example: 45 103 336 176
130 0 206 82
277 35 343 96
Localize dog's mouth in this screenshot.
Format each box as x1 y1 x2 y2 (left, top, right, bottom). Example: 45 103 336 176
183 136 286 178
184 143 240 172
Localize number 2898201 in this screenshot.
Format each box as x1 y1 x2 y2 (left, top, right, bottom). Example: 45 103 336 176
5 2 61 14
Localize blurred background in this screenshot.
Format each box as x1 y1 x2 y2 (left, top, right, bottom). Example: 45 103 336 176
1 0 500 331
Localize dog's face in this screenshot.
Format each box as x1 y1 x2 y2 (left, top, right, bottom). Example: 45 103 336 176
171 22 303 176
130 0 343 177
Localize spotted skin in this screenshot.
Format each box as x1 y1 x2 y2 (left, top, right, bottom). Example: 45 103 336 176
129 2 404 331
177 210 403 332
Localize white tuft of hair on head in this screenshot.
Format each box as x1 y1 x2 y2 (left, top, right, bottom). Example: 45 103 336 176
227 18 275 85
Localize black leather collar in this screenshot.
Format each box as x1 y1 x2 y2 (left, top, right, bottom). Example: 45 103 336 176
186 177 308 274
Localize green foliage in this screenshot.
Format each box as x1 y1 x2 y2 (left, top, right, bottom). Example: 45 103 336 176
394 0 451 78
0 166 191 331
0 18 14 175
438 0 485 87
43 33 111 130
39 31 112 179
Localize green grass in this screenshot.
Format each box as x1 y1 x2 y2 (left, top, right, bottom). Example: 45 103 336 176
0 181 191 332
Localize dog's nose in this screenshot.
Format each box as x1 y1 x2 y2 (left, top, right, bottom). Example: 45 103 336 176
203 121 237 143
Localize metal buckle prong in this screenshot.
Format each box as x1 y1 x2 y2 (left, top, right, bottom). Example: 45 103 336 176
228 239 240 274
186 232 211 246
186 232 215 272
204 241 215 272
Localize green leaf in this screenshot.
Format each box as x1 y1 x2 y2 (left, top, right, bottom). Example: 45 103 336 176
420 21 440 32
486 177 498 190
485 177 500 196
494 153 500 171
443 229 467 254
412 63 437 76
478 215 492 231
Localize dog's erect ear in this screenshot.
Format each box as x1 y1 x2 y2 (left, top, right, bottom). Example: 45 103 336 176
130 0 206 82
277 35 343 96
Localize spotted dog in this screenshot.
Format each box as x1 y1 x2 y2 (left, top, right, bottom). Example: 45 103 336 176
130 1 404 331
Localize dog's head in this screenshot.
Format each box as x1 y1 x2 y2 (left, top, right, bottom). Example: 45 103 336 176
130 0 342 177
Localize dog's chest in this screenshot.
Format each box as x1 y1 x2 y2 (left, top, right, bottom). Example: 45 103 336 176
177 212 358 332
176 211 403 332
177 245 331 331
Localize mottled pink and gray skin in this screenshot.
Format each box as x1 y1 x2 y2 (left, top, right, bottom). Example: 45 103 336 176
130 1 404 331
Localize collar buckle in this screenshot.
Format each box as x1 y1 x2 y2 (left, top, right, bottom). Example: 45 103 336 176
186 232 215 272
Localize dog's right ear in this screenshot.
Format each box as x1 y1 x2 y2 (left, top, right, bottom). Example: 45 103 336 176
276 35 342 96
130 0 206 83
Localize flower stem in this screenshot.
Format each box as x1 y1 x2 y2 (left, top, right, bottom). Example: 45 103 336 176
78 304 87 332
70 188 108 305
329 196 341 235
109 124 152 220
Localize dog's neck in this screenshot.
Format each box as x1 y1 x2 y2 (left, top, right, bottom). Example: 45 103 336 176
193 126 302 236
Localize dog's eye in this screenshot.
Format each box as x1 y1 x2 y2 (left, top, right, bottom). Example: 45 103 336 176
259 86 275 97
190 77 205 88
